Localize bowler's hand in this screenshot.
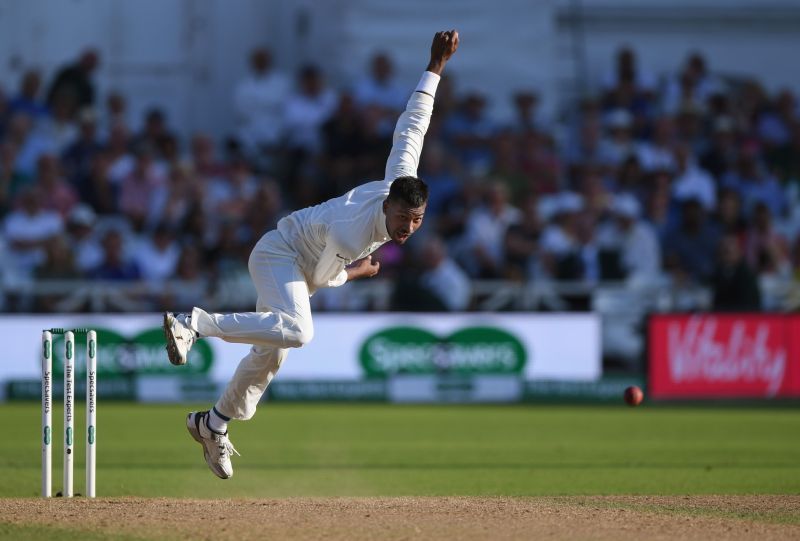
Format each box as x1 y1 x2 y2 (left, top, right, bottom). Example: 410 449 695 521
427 30 459 75
346 255 381 281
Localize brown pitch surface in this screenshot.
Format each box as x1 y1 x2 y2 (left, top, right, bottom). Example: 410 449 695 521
1 495 799 540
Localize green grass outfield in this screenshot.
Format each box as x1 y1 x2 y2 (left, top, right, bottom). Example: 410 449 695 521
2 403 799 498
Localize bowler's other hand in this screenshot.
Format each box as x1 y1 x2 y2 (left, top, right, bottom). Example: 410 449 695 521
427 30 459 75
347 255 381 281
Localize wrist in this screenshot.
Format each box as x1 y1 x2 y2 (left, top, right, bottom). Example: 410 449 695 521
426 60 446 75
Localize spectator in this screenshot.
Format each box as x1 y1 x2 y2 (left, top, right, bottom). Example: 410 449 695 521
602 47 656 95
65 204 103 273
33 234 83 312
662 197 720 283
504 194 542 281
9 113 55 180
3 186 64 276
445 92 495 173
134 108 174 160
118 145 166 229
233 47 290 156
744 202 791 278
62 108 102 198
9 70 49 121
283 65 337 156
46 49 100 118
100 91 131 140
636 116 676 172
723 152 785 219
354 52 407 112
89 228 141 281
461 181 521 278
700 116 738 180
131 224 180 282
599 109 636 167
35 153 78 218
511 91 546 133
598 194 662 284
418 235 471 311
712 233 761 311
672 144 717 211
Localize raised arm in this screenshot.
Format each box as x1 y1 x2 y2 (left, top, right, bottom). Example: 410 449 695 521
384 30 459 181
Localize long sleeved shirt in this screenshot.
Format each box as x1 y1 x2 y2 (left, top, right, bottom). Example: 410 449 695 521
276 71 439 291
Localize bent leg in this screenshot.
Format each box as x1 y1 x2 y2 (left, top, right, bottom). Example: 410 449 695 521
215 344 288 420
191 235 313 349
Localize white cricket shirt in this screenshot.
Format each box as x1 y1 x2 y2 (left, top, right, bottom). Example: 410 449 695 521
276 71 440 290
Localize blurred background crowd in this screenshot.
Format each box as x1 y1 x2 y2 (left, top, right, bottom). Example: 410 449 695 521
1 43 799 315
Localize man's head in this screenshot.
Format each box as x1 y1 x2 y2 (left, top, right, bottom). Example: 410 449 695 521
382 176 428 245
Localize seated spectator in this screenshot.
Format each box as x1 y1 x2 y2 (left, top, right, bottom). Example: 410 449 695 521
233 47 290 155
35 153 78 218
118 145 166 229
9 70 49 121
757 89 796 147
598 109 636 167
62 108 102 199
715 188 748 239
33 234 83 311
445 92 496 173
354 52 406 136
283 65 338 156
89 228 141 281
3 186 64 276
662 52 722 115
744 202 791 278
602 46 656 96
190 132 227 185
205 156 257 221
133 107 175 160
100 91 131 139
700 116 738 179
539 192 586 280
672 144 717 211
597 194 662 284
712 233 761 311
461 181 521 278
418 235 471 311
504 194 542 281
156 244 209 312
511 91 547 133
131 224 180 282
9 113 55 180
722 152 785 219
636 116 676 172
42 94 79 154
65 204 103 273
106 123 135 184
321 93 368 192
662 197 720 283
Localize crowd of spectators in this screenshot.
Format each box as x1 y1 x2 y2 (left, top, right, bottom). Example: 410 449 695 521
0 45 798 313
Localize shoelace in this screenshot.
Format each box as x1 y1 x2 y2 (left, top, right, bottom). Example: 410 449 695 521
216 437 241 459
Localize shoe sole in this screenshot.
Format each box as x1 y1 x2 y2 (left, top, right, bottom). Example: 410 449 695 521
186 413 232 480
163 312 186 366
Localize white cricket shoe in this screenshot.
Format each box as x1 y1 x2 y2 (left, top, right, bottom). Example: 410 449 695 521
163 312 196 366
186 411 240 480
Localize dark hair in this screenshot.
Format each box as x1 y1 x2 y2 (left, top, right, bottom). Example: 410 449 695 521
388 176 428 207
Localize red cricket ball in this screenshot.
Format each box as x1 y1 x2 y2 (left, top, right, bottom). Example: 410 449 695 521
624 385 644 406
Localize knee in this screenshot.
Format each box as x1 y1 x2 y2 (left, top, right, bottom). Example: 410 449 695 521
285 318 314 348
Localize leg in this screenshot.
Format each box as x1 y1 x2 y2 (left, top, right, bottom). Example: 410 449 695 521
214 344 288 420
210 231 312 420
190 234 314 349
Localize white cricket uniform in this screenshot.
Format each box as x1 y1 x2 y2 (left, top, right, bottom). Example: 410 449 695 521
190 71 440 419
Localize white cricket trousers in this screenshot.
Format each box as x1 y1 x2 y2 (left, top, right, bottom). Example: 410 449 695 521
190 230 313 420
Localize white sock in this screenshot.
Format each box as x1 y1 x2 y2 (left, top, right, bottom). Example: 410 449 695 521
207 407 229 434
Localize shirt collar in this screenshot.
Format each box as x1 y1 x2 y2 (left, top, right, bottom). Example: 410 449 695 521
374 200 390 242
